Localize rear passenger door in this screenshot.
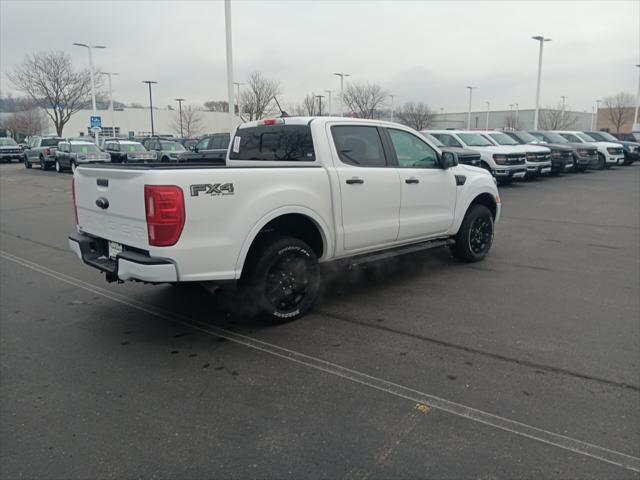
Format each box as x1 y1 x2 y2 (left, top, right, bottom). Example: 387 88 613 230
385 128 457 240
330 124 401 251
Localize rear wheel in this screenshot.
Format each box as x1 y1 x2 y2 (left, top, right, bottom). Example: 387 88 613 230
241 236 320 323
450 204 494 262
40 156 49 170
55 160 63 173
71 161 76 173
24 156 32 169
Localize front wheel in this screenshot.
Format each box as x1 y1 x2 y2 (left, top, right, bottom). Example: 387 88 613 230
241 236 320 323
450 204 494 262
55 160 63 173
596 153 606 170
24 157 32 169
71 161 76 173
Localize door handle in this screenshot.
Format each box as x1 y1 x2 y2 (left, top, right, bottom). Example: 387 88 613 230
405 178 420 184
346 178 364 185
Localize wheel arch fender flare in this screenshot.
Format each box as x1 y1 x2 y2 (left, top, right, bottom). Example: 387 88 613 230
234 206 333 279
452 186 500 234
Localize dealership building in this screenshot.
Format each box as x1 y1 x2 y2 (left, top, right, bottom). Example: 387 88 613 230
430 108 593 131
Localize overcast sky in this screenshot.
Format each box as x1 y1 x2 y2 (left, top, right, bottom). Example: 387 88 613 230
1 0 638 113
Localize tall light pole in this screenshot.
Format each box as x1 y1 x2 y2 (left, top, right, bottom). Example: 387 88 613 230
233 82 244 118
532 35 552 130
175 98 185 137
560 95 567 110
224 0 235 134
315 95 325 116
100 71 118 138
334 72 350 117
515 103 519 129
591 99 601 130
388 94 394 122
73 42 105 145
466 86 476 129
324 90 334 116
142 81 157 136
485 101 490 130
633 64 640 130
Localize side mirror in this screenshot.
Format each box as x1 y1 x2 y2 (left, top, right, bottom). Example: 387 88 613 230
440 151 458 169
22 145 31 150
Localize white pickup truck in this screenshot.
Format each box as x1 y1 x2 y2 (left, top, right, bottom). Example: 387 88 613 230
69 117 501 321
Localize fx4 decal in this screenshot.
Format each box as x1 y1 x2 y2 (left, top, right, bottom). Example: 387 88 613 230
190 183 235 197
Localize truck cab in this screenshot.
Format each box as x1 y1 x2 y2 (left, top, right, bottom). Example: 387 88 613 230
554 131 623 169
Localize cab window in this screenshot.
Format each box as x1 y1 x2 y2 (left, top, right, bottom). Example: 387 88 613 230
432 133 462 148
331 125 386 167
387 129 438 168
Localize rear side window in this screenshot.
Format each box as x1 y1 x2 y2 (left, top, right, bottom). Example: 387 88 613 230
331 125 386 167
41 138 61 147
229 125 315 161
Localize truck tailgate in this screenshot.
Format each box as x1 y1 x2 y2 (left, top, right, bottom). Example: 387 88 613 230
75 166 150 248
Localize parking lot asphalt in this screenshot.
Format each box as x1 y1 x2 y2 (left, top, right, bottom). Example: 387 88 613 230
1 162 639 479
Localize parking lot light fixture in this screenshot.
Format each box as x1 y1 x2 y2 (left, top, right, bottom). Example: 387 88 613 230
233 82 244 118
225 0 235 134
315 95 325 116
334 72 351 117
466 86 476 129
175 98 185 137
100 72 119 138
591 99 601 130
515 103 519 128
485 101 490 130
73 42 106 145
325 90 334 116
388 94 394 122
142 81 158 136
634 65 640 129
532 35 552 130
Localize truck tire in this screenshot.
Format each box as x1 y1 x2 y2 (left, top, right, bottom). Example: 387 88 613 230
40 156 50 170
55 159 63 173
450 204 494 262
596 153 606 170
24 157 32 169
241 236 320 323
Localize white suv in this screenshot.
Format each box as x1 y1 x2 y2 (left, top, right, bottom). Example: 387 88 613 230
554 131 624 169
427 130 527 184
479 131 552 177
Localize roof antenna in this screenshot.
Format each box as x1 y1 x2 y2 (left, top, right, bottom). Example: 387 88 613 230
273 96 289 117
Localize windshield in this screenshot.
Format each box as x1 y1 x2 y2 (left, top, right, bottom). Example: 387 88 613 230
588 132 618 142
458 133 493 147
577 133 596 142
123 143 147 153
160 141 185 151
41 138 62 147
71 144 100 153
0 138 18 146
536 131 568 143
488 132 519 146
423 133 444 147
513 131 538 143
559 133 582 143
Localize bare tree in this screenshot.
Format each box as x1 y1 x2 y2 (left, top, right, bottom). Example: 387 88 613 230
171 104 204 137
2 100 47 138
7 51 98 137
538 102 578 130
343 82 388 119
302 94 316 116
503 114 521 131
396 102 434 130
204 100 230 112
238 71 280 121
603 92 634 133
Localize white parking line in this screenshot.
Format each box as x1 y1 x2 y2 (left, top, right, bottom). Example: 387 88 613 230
1 249 639 474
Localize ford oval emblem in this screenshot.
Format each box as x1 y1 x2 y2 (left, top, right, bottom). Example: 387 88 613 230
95 197 109 209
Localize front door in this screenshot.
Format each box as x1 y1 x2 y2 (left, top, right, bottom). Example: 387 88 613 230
330 124 401 251
385 128 457 240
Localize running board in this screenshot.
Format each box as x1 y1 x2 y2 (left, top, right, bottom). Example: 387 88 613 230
345 238 454 268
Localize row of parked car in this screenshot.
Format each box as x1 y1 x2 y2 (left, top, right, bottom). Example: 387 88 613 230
1 128 638 181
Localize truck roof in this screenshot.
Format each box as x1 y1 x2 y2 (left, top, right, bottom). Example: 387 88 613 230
237 116 404 129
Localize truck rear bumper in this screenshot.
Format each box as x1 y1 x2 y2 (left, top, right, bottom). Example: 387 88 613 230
69 232 178 283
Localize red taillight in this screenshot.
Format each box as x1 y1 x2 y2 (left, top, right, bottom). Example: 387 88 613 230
45 148 51 156
144 185 185 247
71 178 78 225
263 118 284 126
